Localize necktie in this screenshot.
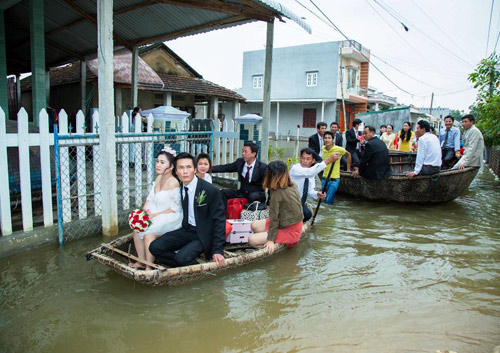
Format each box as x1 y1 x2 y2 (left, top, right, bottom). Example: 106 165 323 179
444 129 450 148
301 178 309 205
245 166 252 182
182 186 189 229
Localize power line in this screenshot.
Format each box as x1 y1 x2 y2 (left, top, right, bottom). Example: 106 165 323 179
409 0 476 64
371 53 443 89
372 0 474 68
486 0 495 56
301 0 424 97
364 0 440 72
495 28 500 52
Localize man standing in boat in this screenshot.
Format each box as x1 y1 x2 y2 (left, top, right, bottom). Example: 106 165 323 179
454 114 484 170
352 126 392 180
308 122 327 157
290 148 340 221
439 115 461 169
346 118 363 168
149 153 226 268
407 120 442 178
211 141 267 207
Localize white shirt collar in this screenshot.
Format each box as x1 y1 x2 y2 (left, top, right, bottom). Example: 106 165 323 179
246 159 256 169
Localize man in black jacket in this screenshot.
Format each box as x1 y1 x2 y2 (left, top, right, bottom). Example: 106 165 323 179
308 122 327 155
345 118 362 167
353 126 392 180
149 153 226 267
211 142 267 206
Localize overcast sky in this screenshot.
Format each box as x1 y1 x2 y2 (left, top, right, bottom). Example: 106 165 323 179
167 0 499 112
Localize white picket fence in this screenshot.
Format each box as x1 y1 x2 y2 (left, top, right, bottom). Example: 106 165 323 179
0 107 241 238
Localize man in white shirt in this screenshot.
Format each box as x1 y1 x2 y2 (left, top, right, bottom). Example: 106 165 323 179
407 120 442 178
290 148 339 221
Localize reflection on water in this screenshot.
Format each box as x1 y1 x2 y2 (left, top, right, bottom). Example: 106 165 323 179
1 169 499 353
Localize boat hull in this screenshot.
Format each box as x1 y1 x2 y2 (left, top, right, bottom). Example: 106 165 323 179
87 207 314 286
338 167 479 203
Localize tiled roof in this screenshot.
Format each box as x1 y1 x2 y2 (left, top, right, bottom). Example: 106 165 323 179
157 73 245 102
21 62 96 91
21 62 245 102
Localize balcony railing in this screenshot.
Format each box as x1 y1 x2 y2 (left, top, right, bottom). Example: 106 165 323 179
338 40 370 57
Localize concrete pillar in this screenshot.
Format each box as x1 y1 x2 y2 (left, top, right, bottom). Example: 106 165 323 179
115 88 122 117
164 91 172 106
276 102 280 140
97 0 118 236
321 100 325 122
261 20 274 163
0 11 7 118
45 70 50 105
30 0 46 125
210 97 218 120
131 46 138 108
80 60 86 112
16 75 21 111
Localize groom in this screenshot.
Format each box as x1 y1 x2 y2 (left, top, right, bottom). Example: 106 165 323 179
149 152 226 267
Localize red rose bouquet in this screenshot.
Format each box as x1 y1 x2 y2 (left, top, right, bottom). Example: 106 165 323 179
128 208 151 232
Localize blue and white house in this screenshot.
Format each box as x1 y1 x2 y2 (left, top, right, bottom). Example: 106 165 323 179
222 40 371 138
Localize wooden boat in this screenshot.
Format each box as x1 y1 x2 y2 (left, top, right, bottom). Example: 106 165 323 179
86 206 314 286
338 151 479 203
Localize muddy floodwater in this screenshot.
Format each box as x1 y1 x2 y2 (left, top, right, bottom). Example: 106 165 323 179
1 169 499 353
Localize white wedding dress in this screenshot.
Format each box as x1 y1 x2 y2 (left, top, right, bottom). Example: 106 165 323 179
138 185 183 239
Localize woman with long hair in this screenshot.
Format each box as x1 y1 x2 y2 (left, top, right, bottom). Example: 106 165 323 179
248 161 304 254
397 121 415 152
130 147 182 270
381 124 397 150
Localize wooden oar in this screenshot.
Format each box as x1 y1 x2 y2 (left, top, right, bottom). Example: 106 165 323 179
311 161 334 225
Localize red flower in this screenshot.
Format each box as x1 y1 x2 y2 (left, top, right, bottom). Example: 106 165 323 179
297 124 300 128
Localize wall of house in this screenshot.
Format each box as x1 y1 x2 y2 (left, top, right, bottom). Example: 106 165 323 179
141 50 193 77
222 101 337 138
239 42 339 101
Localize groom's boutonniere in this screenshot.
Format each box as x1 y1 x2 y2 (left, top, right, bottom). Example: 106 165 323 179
196 190 207 206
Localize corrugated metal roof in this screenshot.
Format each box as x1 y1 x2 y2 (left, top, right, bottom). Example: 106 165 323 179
4 0 311 74
253 0 311 33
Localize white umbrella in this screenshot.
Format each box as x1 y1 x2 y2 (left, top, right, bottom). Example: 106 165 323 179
142 106 190 121
234 113 262 124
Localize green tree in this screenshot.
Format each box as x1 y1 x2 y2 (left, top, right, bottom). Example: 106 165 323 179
468 52 500 146
449 109 462 120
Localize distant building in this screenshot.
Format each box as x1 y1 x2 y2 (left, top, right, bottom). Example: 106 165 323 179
223 40 370 138
367 87 399 111
418 107 450 120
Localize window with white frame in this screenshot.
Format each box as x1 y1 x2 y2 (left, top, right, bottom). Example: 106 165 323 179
252 75 263 89
306 71 318 87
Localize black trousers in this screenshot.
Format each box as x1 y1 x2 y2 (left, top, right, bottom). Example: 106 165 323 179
419 165 441 175
442 148 457 169
220 188 266 209
302 202 312 222
149 227 203 267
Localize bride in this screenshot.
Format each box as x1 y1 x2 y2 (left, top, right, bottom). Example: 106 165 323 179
131 147 182 270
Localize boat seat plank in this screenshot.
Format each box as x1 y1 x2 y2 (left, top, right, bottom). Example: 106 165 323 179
101 244 167 271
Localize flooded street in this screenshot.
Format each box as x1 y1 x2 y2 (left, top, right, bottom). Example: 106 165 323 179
1 168 499 353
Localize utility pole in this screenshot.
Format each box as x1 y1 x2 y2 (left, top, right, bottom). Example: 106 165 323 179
429 92 434 117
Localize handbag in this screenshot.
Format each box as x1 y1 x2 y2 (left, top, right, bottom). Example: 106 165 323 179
227 198 248 220
240 201 269 221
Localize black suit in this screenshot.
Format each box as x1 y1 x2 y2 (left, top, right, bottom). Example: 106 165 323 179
308 133 322 155
212 158 267 205
332 132 343 147
345 128 361 167
149 178 226 267
359 137 392 180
